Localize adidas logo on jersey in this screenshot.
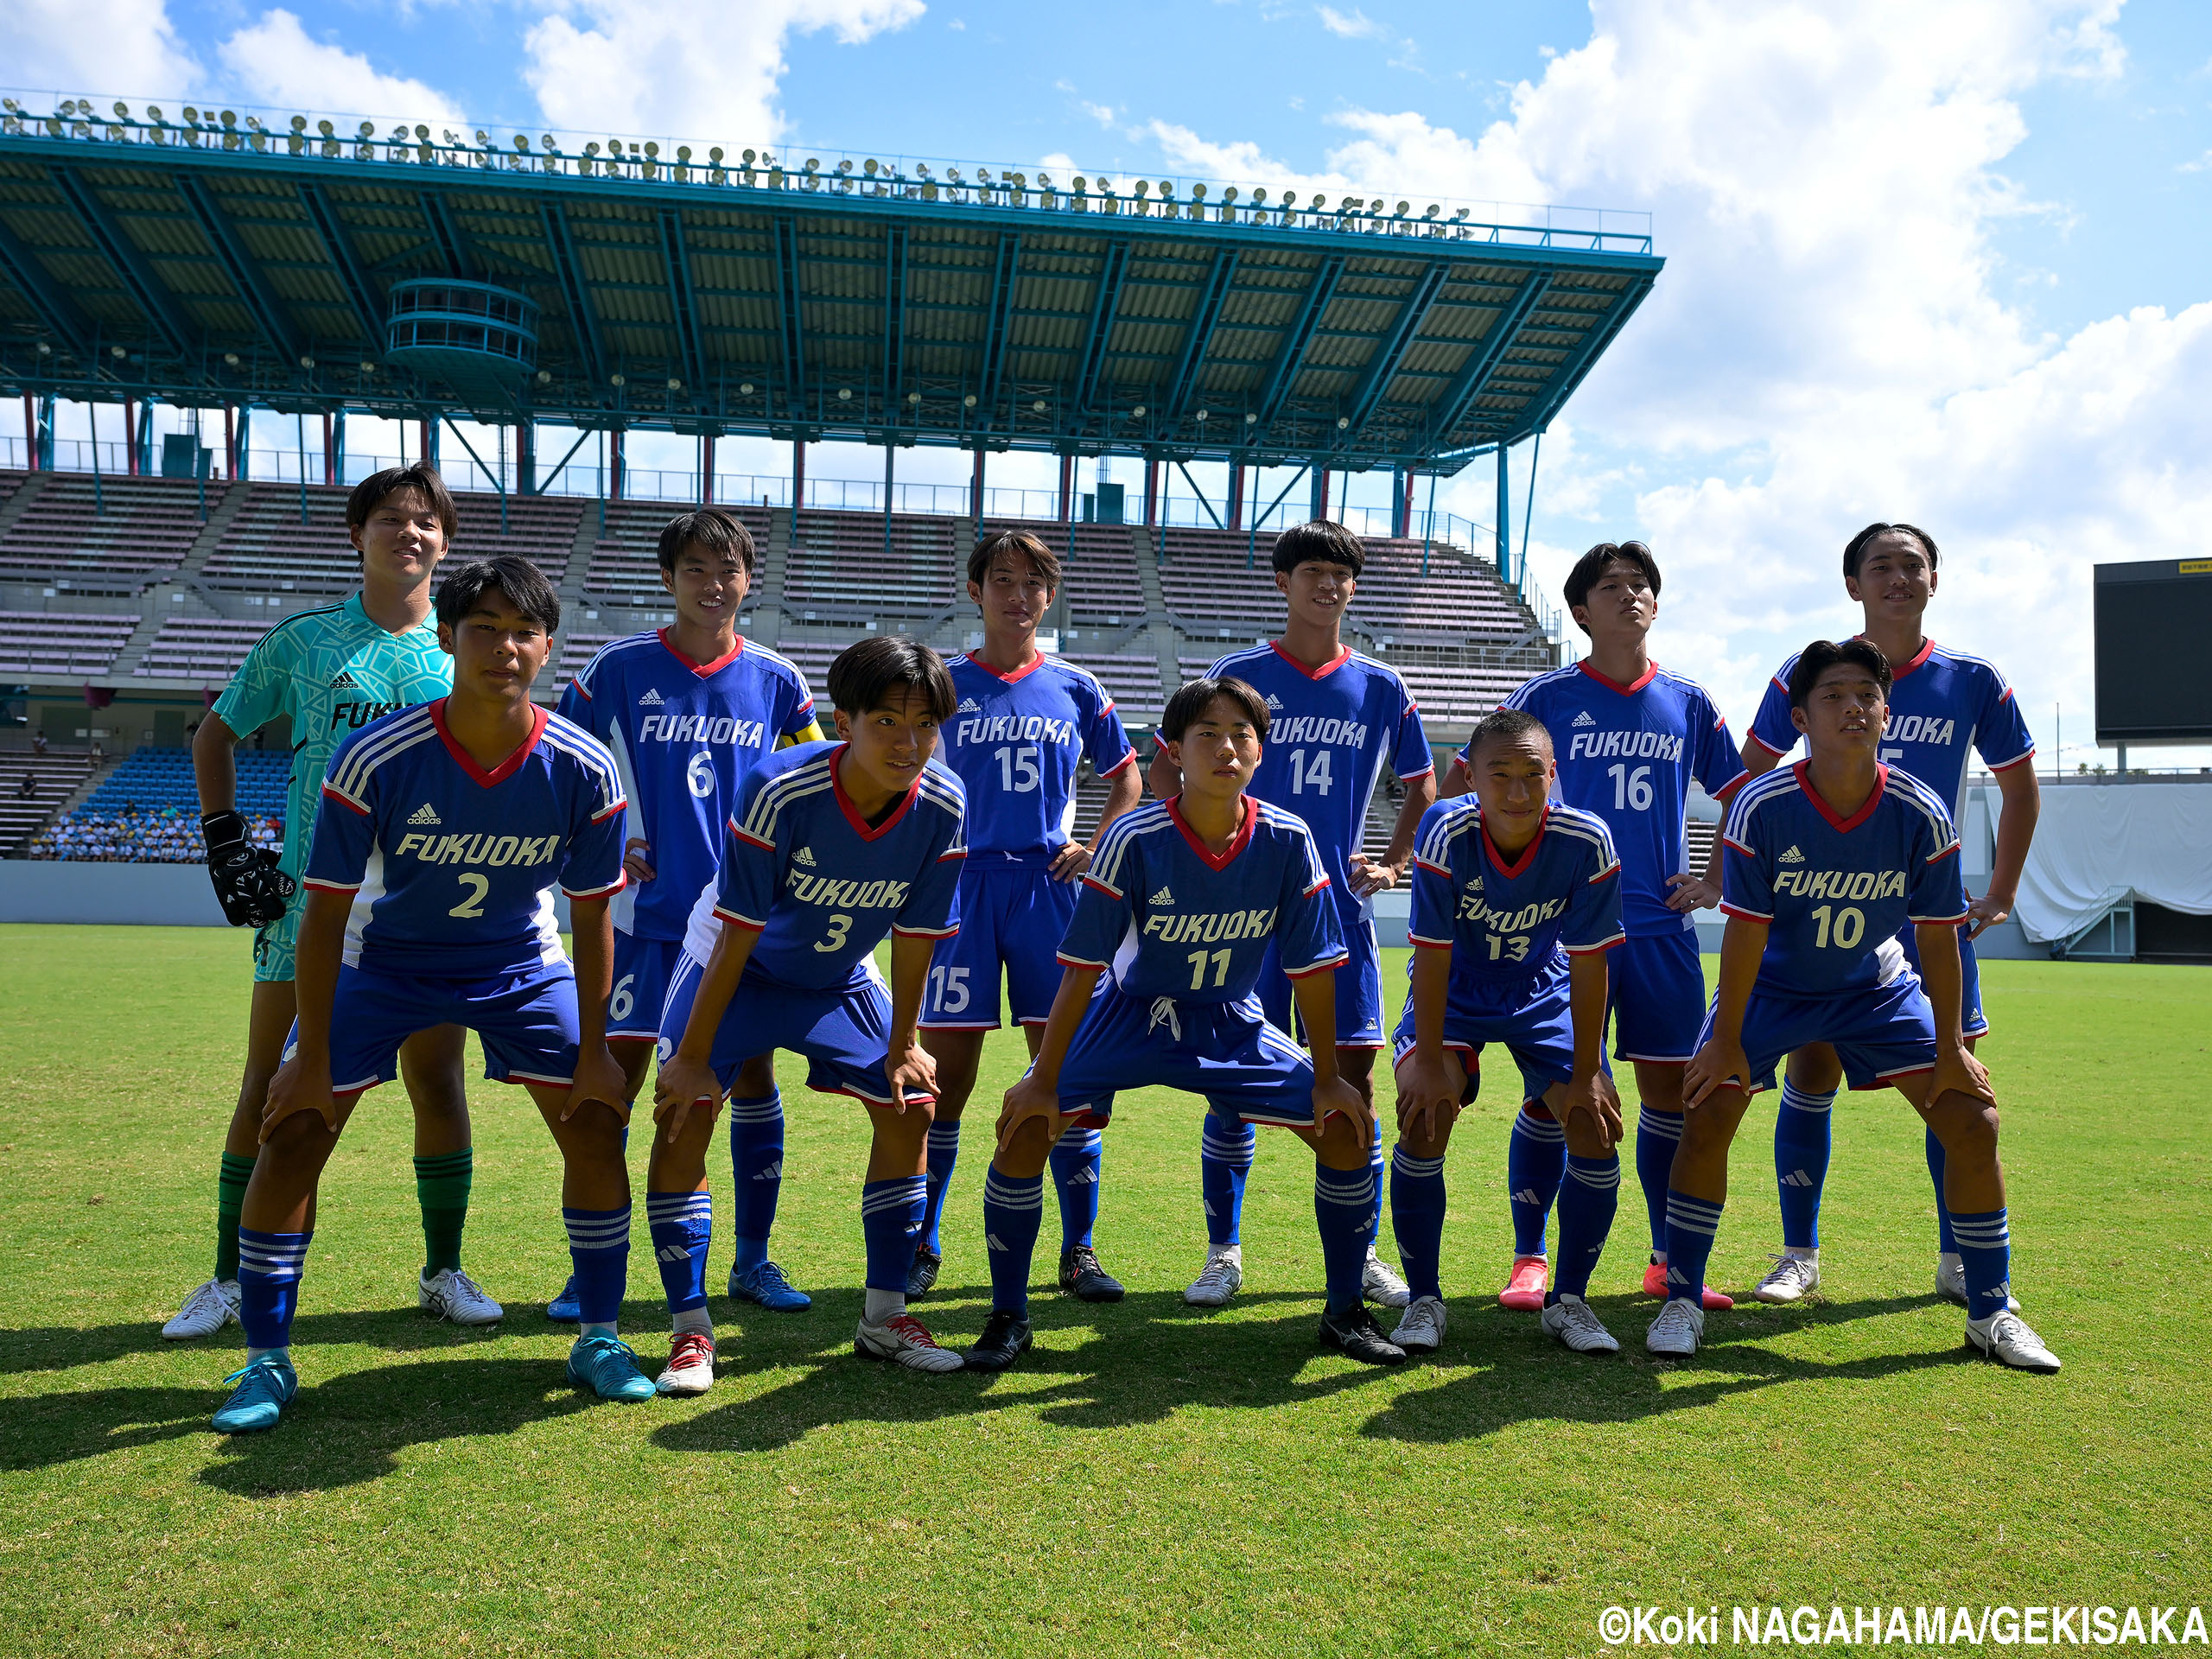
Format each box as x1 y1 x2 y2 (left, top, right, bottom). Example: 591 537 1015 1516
1572 709 1597 726
1265 692 1285 709
638 689 665 706
1149 887 1174 906
408 804 442 826
327 670 359 690
957 696 982 714
1779 844 1805 864
793 846 817 867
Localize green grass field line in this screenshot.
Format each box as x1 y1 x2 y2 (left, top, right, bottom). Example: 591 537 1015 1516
1 925 2208 1656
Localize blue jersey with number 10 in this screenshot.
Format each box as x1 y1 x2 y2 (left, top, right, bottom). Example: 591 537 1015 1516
684 741 967 991
938 652 1135 864
557 631 815 942
1720 762 1968 1000
306 700 628 976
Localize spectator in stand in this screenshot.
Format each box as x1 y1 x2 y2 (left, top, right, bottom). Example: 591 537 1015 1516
32 729 48 755
17 772 34 799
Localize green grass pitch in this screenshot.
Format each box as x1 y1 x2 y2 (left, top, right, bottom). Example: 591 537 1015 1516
2 924 2207 1656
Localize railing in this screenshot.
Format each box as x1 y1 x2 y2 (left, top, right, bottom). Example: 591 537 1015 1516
0 93 1656 257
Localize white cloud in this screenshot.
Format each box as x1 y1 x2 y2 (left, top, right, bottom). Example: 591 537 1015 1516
1317 6 1382 39
216 10 465 124
519 0 925 148
0 0 200 99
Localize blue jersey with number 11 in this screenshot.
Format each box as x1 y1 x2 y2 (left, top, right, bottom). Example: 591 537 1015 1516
938 652 1135 864
558 631 815 943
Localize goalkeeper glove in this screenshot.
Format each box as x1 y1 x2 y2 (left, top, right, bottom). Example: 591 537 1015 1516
202 809 296 929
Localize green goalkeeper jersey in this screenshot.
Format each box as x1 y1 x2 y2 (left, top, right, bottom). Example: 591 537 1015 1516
211 594 453 877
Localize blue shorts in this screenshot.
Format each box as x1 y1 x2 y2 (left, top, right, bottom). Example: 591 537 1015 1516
1052 988 1319 1129
1898 922 1988 1038
1609 926 1707 1065
922 861 1078 1030
289 962 579 1096
1389 969 1580 1106
1257 900 1386 1050
657 952 920 1108
1698 968 1940 1095
610 931 684 1044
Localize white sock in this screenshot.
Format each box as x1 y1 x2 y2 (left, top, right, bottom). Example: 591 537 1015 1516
863 1287 905 1325
581 1320 617 1340
1784 1245 1818 1261
245 1344 286 1363
672 1306 714 1338
1938 1250 1963 1269
1209 1242 1243 1263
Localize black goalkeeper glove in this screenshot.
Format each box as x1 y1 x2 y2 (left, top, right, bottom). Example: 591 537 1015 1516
202 809 296 929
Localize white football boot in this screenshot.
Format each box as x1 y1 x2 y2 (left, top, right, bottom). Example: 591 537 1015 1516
1541 1294 1621 1354
1184 1244 1245 1307
655 1331 717 1395
1965 1310 2061 1373
1390 1294 1446 1354
1644 1298 1706 1357
1362 1244 1412 1309
854 1313 963 1373
161 1278 240 1340
420 1268 504 1325
1751 1253 1821 1305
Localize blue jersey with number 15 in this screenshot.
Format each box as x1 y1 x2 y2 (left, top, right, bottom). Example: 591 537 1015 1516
937 652 1135 864
557 631 815 943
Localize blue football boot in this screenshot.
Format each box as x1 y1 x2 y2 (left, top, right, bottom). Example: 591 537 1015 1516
729 1259 812 1312
566 1333 657 1402
212 1352 298 1433
547 1274 582 1323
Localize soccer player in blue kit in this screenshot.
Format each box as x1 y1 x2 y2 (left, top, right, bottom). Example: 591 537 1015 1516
1440 542 1744 1315
550 509 822 1372
1148 521 1435 1312
1392 709 1629 1356
1737 525 2040 1308
970 675 1404 1370
913 531 1141 1304
211 557 643 1433
1660 639 2058 1370
652 638 970 1376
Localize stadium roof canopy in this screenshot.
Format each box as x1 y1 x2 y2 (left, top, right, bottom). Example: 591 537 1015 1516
0 98 1662 478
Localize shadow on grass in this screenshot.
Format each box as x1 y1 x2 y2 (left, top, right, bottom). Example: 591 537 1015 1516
0 1305 518 1377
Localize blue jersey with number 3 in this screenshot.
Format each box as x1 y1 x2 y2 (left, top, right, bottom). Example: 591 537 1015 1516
557 631 815 942
306 700 628 976
683 741 966 991
1720 762 1968 1000
937 652 1135 864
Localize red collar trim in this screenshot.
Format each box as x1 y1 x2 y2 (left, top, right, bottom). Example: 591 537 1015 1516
1794 760 1888 834
1166 793 1257 872
1577 658 1660 696
1858 633 1935 680
660 627 744 677
967 648 1047 684
1480 804 1548 880
830 742 920 841
429 698 548 789
1269 639 1351 681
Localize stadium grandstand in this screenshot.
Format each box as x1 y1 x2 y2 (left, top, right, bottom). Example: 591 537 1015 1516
0 93 1666 861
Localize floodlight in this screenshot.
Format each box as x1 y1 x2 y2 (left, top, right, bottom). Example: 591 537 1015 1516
586 142 601 156
1395 200 1408 214
662 378 678 391
1037 172 1051 187
111 345 126 359
1192 183 1206 200
1244 412 1257 423
610 373 626 387
978 168 993 183
744 149 757 163
863 158 878 175
1131 404 1146 417
1310 194 1324 207
677 145 691 162
537 370 553 384
1033 400 1047 412
1336 416 1350 429
415 124 429 140
360 360 375 372
1074 175 1086 191
917 163 932 178
290 115 307 132
1250 188 1265 203
837 159 852 174
179 105 194 122
224 353 240 365
150 105 168 121
1012 172 1027 188
545 135 558 150
1134 181 1148 197
710 147 724 162
114 102 130 118
838 388 853 401
963 394 978 407
645 142 659 157
36 342 51 355
474 128 488 143
1194 409 1208 422
947 168 962 182
805 157 819 172
512 133 528 150
301 355 315 368
1425 205 1439 218
908 391 922 404
223 111 237 127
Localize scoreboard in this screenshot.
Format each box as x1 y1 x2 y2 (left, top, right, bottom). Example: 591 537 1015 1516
2094 559 2212 747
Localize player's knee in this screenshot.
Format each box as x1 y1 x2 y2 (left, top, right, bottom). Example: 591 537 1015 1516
1561 1111 1613 1160
260 1109 336 1166
556 1097 627 1154
997 1115 1057 1175
1936 1096 2000 1160
1313 1111 1368 1170
731 1054 776 1098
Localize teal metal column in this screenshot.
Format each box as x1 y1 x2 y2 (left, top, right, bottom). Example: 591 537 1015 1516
332 409 346 486
35 394 54 471
518 418 537 495
236 404 251 480
1496 443 1511 586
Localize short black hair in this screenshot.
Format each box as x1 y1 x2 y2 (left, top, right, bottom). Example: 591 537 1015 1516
1563 540 1661 632
348 464 457 543
827 635 956 721
1787 638 1892 709
1160 676 1269 742
968 529 1063 591
657 508 756 575
1842 523 1938 581
434 556 562 633
1270 519 1364 579
1466 705 1553 760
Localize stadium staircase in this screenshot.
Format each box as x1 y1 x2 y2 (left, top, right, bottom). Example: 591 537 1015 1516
0 747 101 855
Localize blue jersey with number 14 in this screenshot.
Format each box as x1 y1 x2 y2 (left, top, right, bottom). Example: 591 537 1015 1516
557 631 815 943
938 652 1135 863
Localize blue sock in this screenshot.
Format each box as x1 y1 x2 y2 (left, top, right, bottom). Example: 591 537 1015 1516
1365 1113 1387 1256
1313 1162 1376 1314
982 1166 1045 1318
1552 1154 1620 1302
919 1119 961 1255
1507 1103 1566 1258
1200 1116 1255 1247
1388 1145 1446 1300
860 1175 926 1294
237 1227 311 1351
1774 1081 1837 1250
1050 1125 1103 1252
645 1188 712 1314
726 1091 783 1274
1950 1206 2012 1322
1662 1189 1724 1306
563 1205 632 1327
1928 1128 1959 1254
1635 1104 1683 1255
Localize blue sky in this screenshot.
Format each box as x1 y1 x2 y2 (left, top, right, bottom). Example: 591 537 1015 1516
10 0 2212 768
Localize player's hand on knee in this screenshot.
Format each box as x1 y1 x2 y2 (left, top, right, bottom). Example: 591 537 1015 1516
1394 1053 1456 1145
995 1075 1060 1148
1929 1046 1994 1109
1682 1038 1750 1109
562 1044 632 1126
1313 1075 1373 1146
260 1057 339 1142
1561 1069 1624 1148
652 1057 721 1140
885 1039 938 1114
